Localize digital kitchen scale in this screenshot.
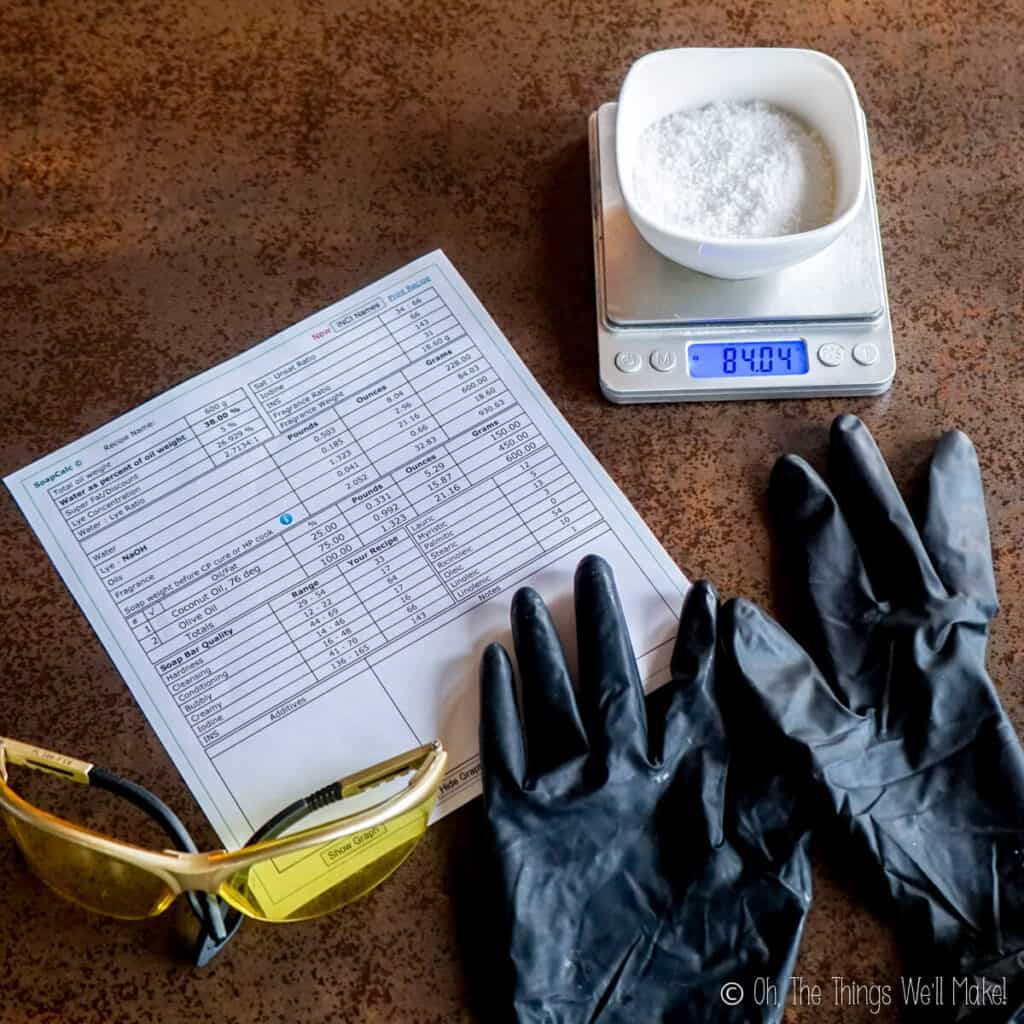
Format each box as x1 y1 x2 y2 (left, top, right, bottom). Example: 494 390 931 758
590 103 895 402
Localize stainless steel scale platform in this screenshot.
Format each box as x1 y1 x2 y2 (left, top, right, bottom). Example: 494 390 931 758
590 102 895 402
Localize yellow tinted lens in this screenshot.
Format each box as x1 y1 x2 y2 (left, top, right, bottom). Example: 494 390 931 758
219 798 435 923
3 810 175 920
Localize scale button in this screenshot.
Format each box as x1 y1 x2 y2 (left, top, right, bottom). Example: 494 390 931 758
650 349 677 373
817 343 846 368
853 342 880 366
614 351 643 374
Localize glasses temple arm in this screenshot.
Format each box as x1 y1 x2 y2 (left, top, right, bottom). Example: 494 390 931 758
89 768 196 852
245 746 437 844
246 783 342 846
189 789 325 969
88 768 227 946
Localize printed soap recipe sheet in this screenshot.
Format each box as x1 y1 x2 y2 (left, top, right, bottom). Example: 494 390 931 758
6 252 688 847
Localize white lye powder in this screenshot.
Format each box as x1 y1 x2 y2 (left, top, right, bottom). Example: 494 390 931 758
633 100 835 239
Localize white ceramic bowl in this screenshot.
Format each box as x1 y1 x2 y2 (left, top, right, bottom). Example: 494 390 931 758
616 48 868 279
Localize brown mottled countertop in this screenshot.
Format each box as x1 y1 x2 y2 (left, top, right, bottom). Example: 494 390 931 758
1 1 1021 1021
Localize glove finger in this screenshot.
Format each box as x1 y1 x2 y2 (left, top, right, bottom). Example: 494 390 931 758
721 598 865 758
769 452 883 714
652 579 722 765
827 413 947 605
650 580 728 847
510 587 589 780
668 579 718 694
921 429 998 615
573 554 648 769
479 642 527 797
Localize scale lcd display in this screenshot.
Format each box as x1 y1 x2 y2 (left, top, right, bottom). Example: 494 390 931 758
687 340 809 378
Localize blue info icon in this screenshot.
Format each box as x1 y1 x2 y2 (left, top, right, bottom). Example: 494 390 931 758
279 513 294 526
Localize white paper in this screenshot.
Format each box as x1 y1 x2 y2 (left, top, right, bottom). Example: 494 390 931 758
5 251 688 847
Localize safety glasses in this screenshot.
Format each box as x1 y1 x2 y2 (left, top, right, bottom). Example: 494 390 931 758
0 736 446 964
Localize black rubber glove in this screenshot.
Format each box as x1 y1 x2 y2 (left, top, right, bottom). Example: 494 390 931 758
479 554 812 1023
725 414 1024 1020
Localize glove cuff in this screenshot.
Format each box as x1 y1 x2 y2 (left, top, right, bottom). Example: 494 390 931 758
951 949 1024 1021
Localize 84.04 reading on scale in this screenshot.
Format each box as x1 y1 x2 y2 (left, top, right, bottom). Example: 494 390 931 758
589 103 896 402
